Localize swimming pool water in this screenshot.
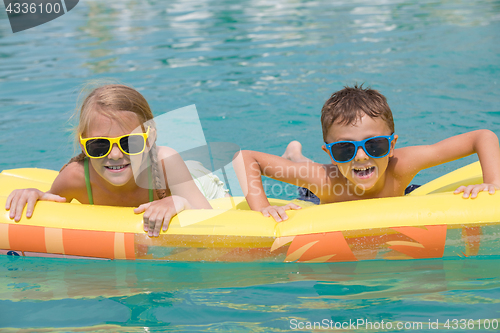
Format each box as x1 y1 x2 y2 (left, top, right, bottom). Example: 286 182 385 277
1 0 500 331
2 256 500 332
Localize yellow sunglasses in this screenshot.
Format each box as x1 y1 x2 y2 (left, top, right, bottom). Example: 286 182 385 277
80 127 150 159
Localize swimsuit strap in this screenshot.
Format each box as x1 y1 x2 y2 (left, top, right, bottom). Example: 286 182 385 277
84 157 94 205
84 156 153 204
148 164 154 202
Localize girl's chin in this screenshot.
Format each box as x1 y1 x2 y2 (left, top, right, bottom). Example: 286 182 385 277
102 168 134 186
104 178 132 187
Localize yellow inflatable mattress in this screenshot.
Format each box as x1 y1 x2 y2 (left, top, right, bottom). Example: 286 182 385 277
1 161 499 262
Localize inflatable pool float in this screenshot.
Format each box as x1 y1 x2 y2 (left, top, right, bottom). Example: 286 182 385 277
1 161 499 263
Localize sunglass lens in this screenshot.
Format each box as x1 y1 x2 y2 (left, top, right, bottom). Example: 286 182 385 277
120 135 145 154
86 139 110 158
365 137 390 157
331 142 356 162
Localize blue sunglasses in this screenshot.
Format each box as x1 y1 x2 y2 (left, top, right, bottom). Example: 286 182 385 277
325 134 395 163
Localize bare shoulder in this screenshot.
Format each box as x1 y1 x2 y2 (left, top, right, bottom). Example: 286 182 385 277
50 161 86 198
389 146 426 179
156 145 179 160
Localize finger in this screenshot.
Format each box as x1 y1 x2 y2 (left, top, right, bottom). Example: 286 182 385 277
142 211 150 232
462 185 474 198
489 185 496 194
5 190 17 210
134 202 151 214
286 203 302 210
276 207 289 221
454 186 466 194
148 210 161 237
26 194 38 218
261 209 270 218
14 192 29 222
162 211 173 232
269 209 282 222
8 192 19 219
470 186 483 199
151 212 163 237
41 193 66 203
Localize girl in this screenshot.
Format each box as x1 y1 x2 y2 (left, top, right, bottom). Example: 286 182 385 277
5 84 212 237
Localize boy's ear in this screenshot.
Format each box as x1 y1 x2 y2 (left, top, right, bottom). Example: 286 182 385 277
389 134 398 157
322 145 337 165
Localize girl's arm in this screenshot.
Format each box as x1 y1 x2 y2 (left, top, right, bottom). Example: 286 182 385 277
5 189 66 222
158 146 212 209
4 163 83 221
134 146 212 237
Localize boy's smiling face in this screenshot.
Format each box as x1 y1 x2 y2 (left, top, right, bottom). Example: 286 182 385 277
323 115 398 194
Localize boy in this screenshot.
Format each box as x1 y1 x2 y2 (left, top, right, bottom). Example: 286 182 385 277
234 84 500 222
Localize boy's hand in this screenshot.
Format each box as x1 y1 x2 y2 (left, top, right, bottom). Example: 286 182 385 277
134 195 192 237
260 202 301 222
454 183 499 198
5 188 66 222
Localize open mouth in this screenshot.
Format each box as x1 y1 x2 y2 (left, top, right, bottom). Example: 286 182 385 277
105 164 130 172
353 166 376 179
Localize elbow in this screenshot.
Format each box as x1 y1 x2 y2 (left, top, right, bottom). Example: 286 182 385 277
476 129 499 149
234 150 252 160
481 129 499 141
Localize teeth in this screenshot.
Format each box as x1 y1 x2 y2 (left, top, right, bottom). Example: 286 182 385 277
107 165 125 170
354 166 373 171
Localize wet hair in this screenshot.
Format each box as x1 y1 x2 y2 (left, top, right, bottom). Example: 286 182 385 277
320 84 394 141
64 83 167 199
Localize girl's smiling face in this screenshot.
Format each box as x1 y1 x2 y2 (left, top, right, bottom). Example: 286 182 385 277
323 115 397 194
83 111 145 187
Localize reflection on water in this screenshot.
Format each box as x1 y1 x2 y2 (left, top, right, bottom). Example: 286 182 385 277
1 256 499 331
1 1 500 330
1 0 499 180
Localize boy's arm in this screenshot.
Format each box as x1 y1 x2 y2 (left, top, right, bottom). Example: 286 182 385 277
234 150 327 221
396 129 500 197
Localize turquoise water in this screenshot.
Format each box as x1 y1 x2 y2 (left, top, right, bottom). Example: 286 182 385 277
1 0 500 331
1 256 500 332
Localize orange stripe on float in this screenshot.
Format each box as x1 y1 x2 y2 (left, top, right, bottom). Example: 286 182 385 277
114 233 126 259
62 229 115 259
10 225 46 253
45 228 64 254
0 224 10 249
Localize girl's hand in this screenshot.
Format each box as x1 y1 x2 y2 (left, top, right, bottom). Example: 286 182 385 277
5 189 66 222
134 195 192 237
260 203 301 222
454 183 499 198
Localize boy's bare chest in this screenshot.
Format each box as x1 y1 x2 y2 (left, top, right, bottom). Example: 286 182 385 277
318 172 408 204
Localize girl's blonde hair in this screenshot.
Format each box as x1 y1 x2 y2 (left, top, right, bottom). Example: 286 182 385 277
66 83 167 199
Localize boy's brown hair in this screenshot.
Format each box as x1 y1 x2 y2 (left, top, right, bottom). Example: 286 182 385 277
320 84 394 141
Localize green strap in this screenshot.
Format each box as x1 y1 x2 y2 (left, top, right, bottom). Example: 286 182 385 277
84 157 94 205
148 165 154 202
